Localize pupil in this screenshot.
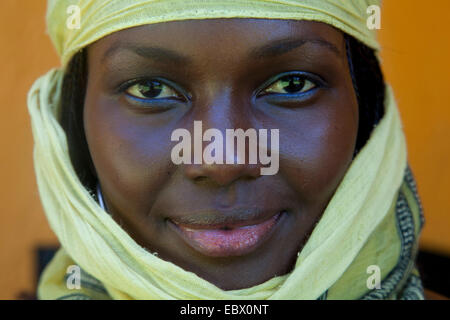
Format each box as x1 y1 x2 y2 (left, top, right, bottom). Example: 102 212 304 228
138 80 163 98
281 76 305 93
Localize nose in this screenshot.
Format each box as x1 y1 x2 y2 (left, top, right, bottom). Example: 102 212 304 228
182 122 264 186
182 91 263 186
184 160 262 187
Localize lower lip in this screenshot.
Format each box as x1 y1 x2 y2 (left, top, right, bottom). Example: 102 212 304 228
170 212 283 257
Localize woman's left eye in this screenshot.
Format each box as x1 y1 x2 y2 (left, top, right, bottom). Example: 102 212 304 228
125 79 182 100
261 75 317 96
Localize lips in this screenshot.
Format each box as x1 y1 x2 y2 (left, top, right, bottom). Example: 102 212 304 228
169 211 283 257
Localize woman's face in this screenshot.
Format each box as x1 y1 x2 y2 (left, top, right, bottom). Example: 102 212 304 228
84 19 358 290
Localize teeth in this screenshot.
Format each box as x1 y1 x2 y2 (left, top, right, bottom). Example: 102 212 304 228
181 226 196 232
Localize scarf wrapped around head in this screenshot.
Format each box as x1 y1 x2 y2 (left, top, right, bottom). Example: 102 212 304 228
29 0 425 299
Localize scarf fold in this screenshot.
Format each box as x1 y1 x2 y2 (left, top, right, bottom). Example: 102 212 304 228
29 0 425 299
47 0 381 67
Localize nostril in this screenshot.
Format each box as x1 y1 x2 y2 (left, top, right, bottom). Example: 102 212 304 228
184 161 262 187
194 176 208 183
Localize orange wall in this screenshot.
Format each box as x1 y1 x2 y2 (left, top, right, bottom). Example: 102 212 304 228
378 0 450 255
0 0 59 300
0 0 449 299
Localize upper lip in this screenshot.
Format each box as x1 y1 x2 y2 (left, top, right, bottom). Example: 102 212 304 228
168 207 284 230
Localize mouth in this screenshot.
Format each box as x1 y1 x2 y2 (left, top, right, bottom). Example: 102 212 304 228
168 210 285 257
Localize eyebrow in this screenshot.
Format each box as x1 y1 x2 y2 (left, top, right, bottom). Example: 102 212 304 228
250 37 342 59
104 44 192 65
104 37 341 65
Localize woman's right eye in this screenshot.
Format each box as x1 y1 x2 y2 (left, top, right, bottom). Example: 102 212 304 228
125 79 183 101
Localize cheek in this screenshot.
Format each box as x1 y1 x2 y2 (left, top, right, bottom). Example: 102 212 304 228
279 96 358 207
83 96 175 216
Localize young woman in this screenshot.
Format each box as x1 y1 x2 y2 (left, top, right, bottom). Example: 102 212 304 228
29 0 425 299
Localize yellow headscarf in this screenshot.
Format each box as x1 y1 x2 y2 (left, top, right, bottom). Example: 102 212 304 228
29 0 424 299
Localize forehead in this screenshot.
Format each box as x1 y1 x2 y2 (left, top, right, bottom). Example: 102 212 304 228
88 19 345 63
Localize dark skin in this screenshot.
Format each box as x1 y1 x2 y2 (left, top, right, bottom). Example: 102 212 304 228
84 19 358 290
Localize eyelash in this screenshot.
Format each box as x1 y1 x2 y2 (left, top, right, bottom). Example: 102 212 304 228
119 72 324 106
256 72 325 98
119 78 187 105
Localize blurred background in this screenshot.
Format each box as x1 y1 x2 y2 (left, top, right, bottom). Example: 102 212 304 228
0 0 449 299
